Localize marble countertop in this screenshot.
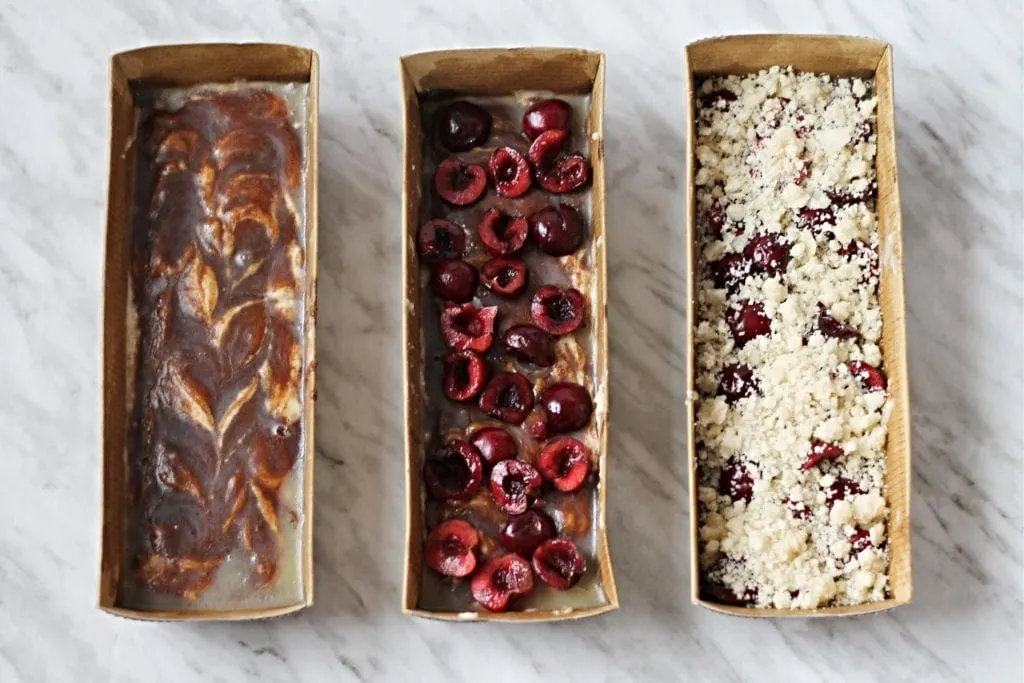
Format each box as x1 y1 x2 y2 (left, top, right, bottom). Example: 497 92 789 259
2 0 1021 680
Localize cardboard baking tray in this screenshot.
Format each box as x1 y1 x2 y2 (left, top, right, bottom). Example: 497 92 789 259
684 35 912 617
399 48 618 621
99 43 319 621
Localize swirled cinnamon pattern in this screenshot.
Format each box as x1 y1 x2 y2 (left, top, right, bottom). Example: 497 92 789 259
128 88 306 601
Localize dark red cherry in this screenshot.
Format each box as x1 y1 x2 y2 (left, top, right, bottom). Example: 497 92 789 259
816 304 860 340
479 372 534 425
797 207 837 235
470 553 534 613
425 519 479 577
710 252 751 292
700 88 737 109
434 157 487 206
801 440 844 471
847 361 887 392
489 146 532 198
440 303 497 352
528 204 584 256
480 258 528 298
437 100 492 151
468 427 517 469
423 441 483 502
502 324 555 367
826 477 863 507
725 300 771 347
532 538 586 590
431 259 478 303
538 382 593 435
442 350 489 402
523 99 573 140
499 510 556 558
489 459 541 515
528 129 568 169
531 286 585 336
535 154 591 193
719 455 753 504
477 208 529 256
719 363 758 404
743 234 791 276
417 219 465 262
537 437 590 492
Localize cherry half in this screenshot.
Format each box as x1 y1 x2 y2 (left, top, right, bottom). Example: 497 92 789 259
532 538 586 590
538 382 593 435
801 440 844 471
743 234 791 277
479 372 534 424
470 554 534 613
477 208 529 256
502 324 555 367
531 286 585 336
425 519 479 577
437 100 492 151
718 363 759 404
440 304 497 353
417 219 465 262
489 146 532 198
480 258 528 298
719 455 753 504
442 350 489 402
523 99 572 140
431 259 478 303
537 437 591 492
847 360 887 392
499 510 556 557
817 304 861 340
489 458 542 515
434 157 487 206
468 426 517 469
726 300 771 347
423 441 483 502
528 204 584 256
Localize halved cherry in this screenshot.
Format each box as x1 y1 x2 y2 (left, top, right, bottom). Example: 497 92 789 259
442 350 489 402
719 455 753 504
440 304 497 352
528 204 584 256
531 285 584 335
523 99 573 140
431 259 478 303
796 207 836 235
700 88 738 109
425 519 480 577
480 258 528 298
489 146 531 198
710 252 751 292
499 510 556 557
743 234 791 276
489 458 541 515
437 100 492 151
538 382 593 435
839 240 880 283
434 157 487 206
801 440 844 471
816 303 860 340
536 154 591 193
707 200 726 236
537 437 590 492
847 360 887 392
718 363 758 404
479 372 534 424
417 219 465 262
469 426 517 469
423 441 483 501
477 208 528 256
826 181 877 206
725 300 771 347
528 129 568 169
502 324 555 367
532 538 585 590
826 477 863 507
700 581 757 606
470 554 534 613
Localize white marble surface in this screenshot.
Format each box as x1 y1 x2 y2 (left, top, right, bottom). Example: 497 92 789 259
1 0 1021 680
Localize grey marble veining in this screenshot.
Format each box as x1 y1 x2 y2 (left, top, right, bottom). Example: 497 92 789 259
0 0 1021 681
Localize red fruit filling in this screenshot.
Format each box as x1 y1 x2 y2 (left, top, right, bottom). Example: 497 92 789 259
706 200 727 236
479 372 534 424
522 99 573 140
433 157 487 206
532 538 586 590
700 88 738 109
470 554 534 613
536 153 591 194
437 100 492 151
431 259 479 303
718 363 758 404
477 208 529 256
528 204 584 256
440 304 497 352
502 324 555 367
528 129 568 169
710 252 751 292
489 146 532 198
701 581 757 606
743 234 791 276
719 455 753 504
853 120 874 143
499 510 556 557
423 441 483 501
826 477 864 507
826 181 877 206
480 258 528 298
425 519 480 577
796 207 837 235
538 382 593 435
847 360 887 392
725 300 771 347
850 529 872 554
417 219 465 262
468 426 518 469
531 285 584 335
838 240 880 283
802 440 844 471
442 350 489 402
537 437 590 492
816 303 860 340
784 497 811 519
489 458 542 515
